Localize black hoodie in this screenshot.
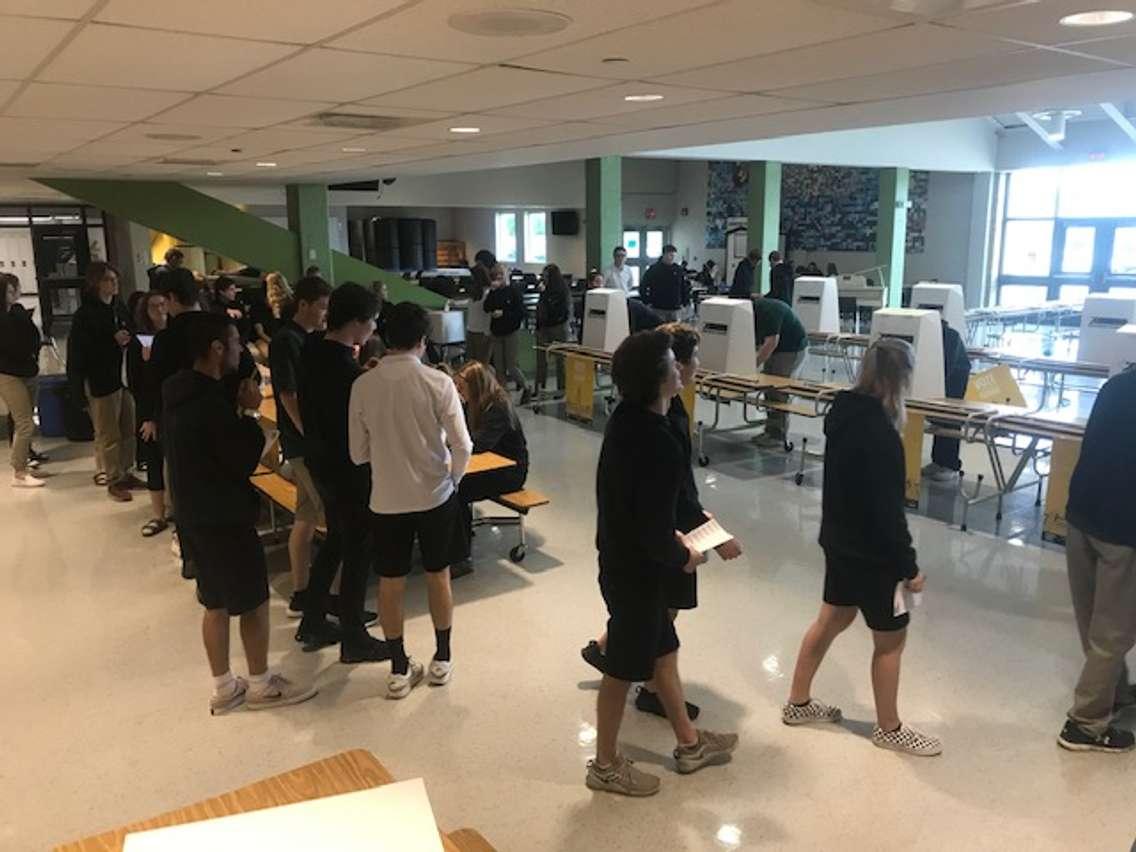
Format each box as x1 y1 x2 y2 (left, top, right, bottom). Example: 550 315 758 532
0 304 40 378
163 368 264 528
818 391 918 580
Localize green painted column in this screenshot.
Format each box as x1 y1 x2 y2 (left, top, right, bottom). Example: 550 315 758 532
746 161 782 293
876 167 910 307
286 183 332 280
585 156 622 274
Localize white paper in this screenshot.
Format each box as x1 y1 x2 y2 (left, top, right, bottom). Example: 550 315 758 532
123 778 443 852
893 583 923 617
685 517 734 554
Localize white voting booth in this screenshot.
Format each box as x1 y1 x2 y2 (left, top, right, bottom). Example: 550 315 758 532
1078 293 1136 365
582 288 630 353
911 282 966 336
793 276 839 334
870 308 945 399
1111 323 1136 376
699 297 756 374
427 309 464 346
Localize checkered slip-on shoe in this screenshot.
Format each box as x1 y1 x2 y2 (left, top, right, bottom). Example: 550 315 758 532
782 698 843 726
872 723 942 756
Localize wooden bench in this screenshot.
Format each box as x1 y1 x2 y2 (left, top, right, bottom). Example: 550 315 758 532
473 488 550 564
250 471 326 537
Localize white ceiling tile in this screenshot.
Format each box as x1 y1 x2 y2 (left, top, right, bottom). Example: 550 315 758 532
6 83 189 122
0 149 54 165
325 103 454 119
311 134 436 155
108 123 244 144
359 65 610 113
658 23 1020 93
490 82 716 122
514 0 900 80
47 151 145 168
39 24 297 90
0 116 123 149
218 48 469 102
492 121 616 147
0 81 21 103
148 94 336 128
329 0 710 64
590 95 817 130
768 49 1118 102
96 0 404 44
0 2 95 20
1060 34 1136 65
215 127 373 157
379 113 556 141
0 17 74 78
943 0 1136 46
70 123 242 159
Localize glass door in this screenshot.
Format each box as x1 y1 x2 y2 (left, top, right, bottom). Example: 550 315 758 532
622 227 667 291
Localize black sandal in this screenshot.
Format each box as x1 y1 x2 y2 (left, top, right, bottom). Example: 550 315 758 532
141 518 169 537
93 472 109 487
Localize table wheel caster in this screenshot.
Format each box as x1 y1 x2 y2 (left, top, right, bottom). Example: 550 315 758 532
509 545 526 563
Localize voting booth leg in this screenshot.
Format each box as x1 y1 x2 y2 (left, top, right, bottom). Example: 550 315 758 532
901 413 925 509
565 354 596 423
1042 438 1081 546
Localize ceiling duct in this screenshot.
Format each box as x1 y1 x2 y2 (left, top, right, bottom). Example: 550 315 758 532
158 157 223 166
309 112 432 131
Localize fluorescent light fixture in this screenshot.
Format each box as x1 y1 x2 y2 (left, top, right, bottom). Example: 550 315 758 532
1059 10 1134 26
624 93 664 102
255 161 277 167
205 171 224 177
341 146 367 153
449 126 481 134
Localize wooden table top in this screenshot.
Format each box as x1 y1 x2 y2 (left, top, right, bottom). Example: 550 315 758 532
53 749 494 852
466 451 516 475
258 394 277 426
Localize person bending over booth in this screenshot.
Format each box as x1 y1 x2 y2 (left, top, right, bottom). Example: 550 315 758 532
922 320 972 483
164 312 316 715
586 329 738 798
751 293 809 449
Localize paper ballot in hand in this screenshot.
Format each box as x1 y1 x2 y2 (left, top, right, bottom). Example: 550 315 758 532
685 517 734 554
893 582 923 617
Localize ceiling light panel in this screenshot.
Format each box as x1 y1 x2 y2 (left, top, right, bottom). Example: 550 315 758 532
328 0 701 64
218 48 470 102
0 17 74 78
6 83 189 123
943 0 1136 45
147 94 337 129
40 24 296 90
96 0 404 44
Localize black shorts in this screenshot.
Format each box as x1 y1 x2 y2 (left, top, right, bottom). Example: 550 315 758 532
822 555 909 632
599 571 680 683
666 566 697 611
179 524 269 615
371 493 468 578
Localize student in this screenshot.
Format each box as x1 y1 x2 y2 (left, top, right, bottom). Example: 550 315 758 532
126 291 170 534
371 280 394 344
1058 366 1136 753
587 329 738 797
694 260 718 291
767 250 794 305
209 276 250 340
452 361 529 575
535 263 570 394
268 275 332 618
729 249 760 299
304 264 321 278
0 273 43 488
581 324 742 720
783 338 940 756
484 263 530 402
465 264 492 364
751 293 809 449
349 302 473 699
639 245 689 323
603 246 633 295
296 283 388 663
67 262 139 502
164 312 317 714
147 247 184 291
250 271 292 360
922 320 971 483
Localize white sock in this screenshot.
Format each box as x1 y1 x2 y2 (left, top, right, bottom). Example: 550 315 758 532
248 670 271 692
212 671 236 695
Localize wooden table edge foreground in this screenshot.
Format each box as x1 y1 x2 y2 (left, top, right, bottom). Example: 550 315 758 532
53 749 495 852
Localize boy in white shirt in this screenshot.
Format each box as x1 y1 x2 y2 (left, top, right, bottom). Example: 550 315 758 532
604 246 634 295
349 302 474 699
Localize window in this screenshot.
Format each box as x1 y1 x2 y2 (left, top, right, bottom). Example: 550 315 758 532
645 230 664 259
1006 169 1058 219
623 230 641 259
1059 284 1090 303
999 284 1047 307
523 211 547 264
1002 220 1053 277
1057 162 1136 218
494 212 517 263
1111 226 1136 275
1060 226 1094 274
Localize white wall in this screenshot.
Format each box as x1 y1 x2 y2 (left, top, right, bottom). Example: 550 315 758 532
995 118 1136 171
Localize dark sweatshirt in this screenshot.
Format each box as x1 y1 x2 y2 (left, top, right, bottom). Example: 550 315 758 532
942 321 971 399
0 304 40 378
640 261 690 311
299 337 369 502
67 296 130 400
596 401 690 589
484 284 525 337
667 395 707 533
535 280 570 329
471 399 529 475
1066 369 1136 548
163 368 264 528
818 391 918 580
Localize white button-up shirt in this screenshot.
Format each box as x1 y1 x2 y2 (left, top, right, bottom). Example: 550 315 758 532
349 352 473 515
604 264 634 295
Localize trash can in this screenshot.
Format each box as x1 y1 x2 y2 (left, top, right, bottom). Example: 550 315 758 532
36 374 67 438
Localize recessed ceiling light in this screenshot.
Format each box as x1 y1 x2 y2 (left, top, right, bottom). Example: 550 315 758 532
449 126 481 134
449 8 571 37
341 146 367 153
205 171 223 177
1059 10 1134 26
624 94 664 103
255 161 277 168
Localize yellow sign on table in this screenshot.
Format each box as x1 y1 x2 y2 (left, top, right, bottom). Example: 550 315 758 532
1042 437 1081 545
966 364 1028 408
901 412 926 508
565 353 596 422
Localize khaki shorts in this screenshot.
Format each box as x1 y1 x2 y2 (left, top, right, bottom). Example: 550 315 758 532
287 457 326 526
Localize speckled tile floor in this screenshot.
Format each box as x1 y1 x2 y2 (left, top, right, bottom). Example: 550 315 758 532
4 384 1133 851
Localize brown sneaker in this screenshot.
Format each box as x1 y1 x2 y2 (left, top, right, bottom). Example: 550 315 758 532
246 673 318 710
120 473 146 491
674 729 739 774
585 755 661 797
108 483 133 502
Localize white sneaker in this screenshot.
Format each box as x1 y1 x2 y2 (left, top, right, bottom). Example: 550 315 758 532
386 658 425 699
428 657 453 686
872 723 942 756
11 473 45 488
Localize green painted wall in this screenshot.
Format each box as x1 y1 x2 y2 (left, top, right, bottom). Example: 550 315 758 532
746 161 782 293
585 156 622 273
286 183 332 278
876 167 910 308
36 177 441 306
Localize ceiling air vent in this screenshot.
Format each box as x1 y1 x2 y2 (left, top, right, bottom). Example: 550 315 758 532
310 112 432 131
0 162 40 168
159 157 222 166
